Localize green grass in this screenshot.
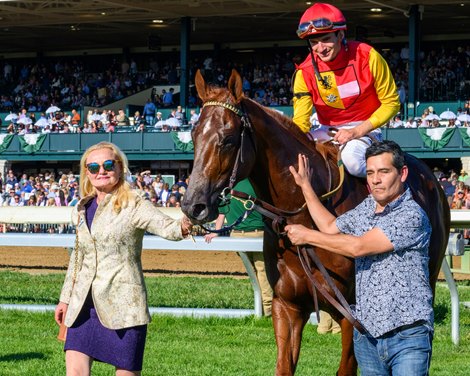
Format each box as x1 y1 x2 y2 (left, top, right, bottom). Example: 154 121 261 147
0 272 469 375
0 271 254 308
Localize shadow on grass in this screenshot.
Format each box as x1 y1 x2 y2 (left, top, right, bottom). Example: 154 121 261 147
0 352 46 362
0 264 66 271
143 268 247 277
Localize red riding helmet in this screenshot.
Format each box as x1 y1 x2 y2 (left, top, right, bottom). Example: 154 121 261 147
297 3 347 39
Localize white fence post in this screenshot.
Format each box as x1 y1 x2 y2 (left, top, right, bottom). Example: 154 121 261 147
441 258 460 345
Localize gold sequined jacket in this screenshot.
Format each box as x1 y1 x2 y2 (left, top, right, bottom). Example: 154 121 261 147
59 192 184 329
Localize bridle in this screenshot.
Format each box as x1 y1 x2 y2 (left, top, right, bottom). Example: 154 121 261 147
200 99 345 235
198 98 368 334
203 100 254 193
201 99 306 235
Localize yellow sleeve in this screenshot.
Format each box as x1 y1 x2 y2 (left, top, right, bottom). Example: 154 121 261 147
292 70 314 133
368 49 400 129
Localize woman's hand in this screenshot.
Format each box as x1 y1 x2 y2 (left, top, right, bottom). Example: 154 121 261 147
181 215 193 237
289 154 311 189
55 302 68 326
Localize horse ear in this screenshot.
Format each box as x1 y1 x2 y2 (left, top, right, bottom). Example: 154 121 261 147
195 69 207 102
227 69 243 103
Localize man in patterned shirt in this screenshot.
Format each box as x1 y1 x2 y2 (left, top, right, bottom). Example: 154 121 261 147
285 140 433 375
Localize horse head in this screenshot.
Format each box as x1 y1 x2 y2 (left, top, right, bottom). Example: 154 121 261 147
182 69 256 224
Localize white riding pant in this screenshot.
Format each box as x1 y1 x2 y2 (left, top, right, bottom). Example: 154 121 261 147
308 123 382 178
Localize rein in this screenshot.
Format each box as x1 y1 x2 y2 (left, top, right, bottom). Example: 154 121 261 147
319 156 344 201
230 190 305 235
200 99 344 233
202 194 256 235
298 245 369 334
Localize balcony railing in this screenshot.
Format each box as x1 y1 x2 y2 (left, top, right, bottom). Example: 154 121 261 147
1 128 470 161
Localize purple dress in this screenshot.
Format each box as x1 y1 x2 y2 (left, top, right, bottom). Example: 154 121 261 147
64 197 147 371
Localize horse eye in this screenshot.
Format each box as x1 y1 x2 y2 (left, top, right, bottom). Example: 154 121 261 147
220 135 235 148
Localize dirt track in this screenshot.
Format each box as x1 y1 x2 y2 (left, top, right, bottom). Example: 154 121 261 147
0 246 247 278
0 246 468 280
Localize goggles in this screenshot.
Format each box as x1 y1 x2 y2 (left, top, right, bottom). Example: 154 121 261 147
86 159 118 174
297 18 344 38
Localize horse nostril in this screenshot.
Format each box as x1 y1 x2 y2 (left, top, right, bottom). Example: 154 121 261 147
192 203 207 219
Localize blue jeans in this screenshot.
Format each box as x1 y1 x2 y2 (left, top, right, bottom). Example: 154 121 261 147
145 115 154 126
353 322 433 375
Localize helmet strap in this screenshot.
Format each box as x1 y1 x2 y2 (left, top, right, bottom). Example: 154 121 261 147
338 30 348 52
307 41 331 90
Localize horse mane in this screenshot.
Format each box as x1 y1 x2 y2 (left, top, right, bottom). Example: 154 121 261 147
200 82 338 163
241 96 339 162
314 141 339 165
201 83 233 102
241 97 309 146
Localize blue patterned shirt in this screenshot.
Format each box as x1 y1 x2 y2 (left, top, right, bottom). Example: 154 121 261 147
336 188 433 338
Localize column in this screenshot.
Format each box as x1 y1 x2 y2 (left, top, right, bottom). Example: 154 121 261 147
408 5 421 118
180 16 191 110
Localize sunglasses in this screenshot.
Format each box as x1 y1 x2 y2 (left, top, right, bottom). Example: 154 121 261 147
86 159 118 174
297 18 343 38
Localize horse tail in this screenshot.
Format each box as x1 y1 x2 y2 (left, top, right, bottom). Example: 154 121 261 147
405 153 450 296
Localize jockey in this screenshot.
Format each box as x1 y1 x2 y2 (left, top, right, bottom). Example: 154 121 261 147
292 3 400 177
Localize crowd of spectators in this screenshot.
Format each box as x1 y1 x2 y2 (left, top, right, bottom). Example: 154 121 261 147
133 172 189 208
1 105 202 135
435 167 470 211
0 57 175 114
0 168 80 209
0 42 466 122
387 105 470 128
437 167 470 241
382 44 470 103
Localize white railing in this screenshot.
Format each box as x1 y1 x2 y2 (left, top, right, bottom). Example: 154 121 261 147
0 207 469 344
0 233 265 318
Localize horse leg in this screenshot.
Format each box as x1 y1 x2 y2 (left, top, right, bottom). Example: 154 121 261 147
272 298 310 376
335 317 357 376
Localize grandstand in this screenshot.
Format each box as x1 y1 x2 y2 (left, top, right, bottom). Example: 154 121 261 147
0 0 468 179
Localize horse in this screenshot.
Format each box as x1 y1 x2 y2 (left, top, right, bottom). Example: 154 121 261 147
181 69 450 375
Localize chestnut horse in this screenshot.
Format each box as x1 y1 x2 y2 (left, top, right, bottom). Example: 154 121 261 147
181 70 450 375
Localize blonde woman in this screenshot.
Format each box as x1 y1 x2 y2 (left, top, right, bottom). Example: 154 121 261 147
46 197 56 206
54 141 192 375
86 109 93 124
